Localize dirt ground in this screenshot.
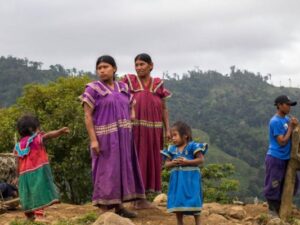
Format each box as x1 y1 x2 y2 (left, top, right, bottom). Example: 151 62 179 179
0 203 299 225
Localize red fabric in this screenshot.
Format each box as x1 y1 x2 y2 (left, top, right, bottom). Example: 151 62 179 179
15 133 49 175
34 209 45 216
123 74 171 192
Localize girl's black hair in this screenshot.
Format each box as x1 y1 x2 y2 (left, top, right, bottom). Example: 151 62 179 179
172 121 193 142
96 55 117 80
134 53 153 64
17 114 40 137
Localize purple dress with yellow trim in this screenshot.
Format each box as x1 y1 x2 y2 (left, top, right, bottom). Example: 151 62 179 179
80 80 145 206
161 141 208 215
123 74 171 193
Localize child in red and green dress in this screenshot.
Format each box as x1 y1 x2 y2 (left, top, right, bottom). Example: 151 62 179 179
14 114 69 220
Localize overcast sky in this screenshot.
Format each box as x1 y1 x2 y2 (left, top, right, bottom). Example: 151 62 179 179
1 0 300 87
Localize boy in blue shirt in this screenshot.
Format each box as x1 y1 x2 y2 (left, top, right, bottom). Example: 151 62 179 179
264 95 298 217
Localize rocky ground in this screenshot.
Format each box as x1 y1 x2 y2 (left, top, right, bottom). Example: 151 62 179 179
1 196 300 225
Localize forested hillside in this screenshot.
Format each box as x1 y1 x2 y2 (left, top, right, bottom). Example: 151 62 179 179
1 56 300 201
0 56 93 107
165 68 300 198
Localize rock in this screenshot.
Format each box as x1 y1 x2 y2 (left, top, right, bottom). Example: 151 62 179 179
158 202 167 207
266 218 287 225
233 200 245 205
93 212 135 225
243 222 253 225
263 202 268 207
244 216 254 221
205 203 227 215
201 209 210 217
153 193 167 204
227 206 247 220
293 218 300 224
206 213 228 224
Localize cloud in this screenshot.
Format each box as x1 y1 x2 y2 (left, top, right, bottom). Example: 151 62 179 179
1 0 300 86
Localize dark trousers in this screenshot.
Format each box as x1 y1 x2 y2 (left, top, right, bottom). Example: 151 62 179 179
264 155 298 212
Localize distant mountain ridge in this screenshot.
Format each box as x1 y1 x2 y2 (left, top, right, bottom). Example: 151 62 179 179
165 69 300 198
2 56 300 200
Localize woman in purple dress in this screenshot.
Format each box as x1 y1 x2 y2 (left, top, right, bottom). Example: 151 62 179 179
81 55 145 218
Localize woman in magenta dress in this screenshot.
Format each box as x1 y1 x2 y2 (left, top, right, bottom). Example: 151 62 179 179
81 55 145 218
123 53 171 208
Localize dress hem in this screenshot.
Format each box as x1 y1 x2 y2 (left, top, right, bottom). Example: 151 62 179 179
23 199 60 213
92 193 145 205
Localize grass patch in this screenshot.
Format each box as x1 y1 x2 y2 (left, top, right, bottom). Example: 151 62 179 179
256 213 269 225
10 220 46 225
10 212 97 225
54 212 98 225
75 212 98 224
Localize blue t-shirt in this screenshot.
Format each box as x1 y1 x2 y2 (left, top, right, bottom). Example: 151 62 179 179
267 115 291 160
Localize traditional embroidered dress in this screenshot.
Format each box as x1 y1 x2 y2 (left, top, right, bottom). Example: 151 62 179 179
80 80 145 206
161 141 208 215
123 74 171 192
14 133 59 213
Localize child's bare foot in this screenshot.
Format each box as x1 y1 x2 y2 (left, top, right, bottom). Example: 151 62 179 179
35 216 48 223
25 212 35 221
134 199 157 209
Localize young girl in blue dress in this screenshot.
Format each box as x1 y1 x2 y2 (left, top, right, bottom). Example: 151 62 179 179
161 121 208 225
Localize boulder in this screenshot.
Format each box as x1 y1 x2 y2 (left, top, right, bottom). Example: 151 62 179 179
266 218 289 225
93 212 135 225
153 193 167 204
206 213 228 224
201 209 210 217
205 203 226 215
227 206 247 220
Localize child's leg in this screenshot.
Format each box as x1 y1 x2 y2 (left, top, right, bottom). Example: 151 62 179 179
194 214 200 225
34 209 45 217
175 212 184 225
24 212 35 221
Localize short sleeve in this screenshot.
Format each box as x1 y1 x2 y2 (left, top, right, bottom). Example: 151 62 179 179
271 119 287 137
38 131 45 145
79 85 97 110
121 75 129 85
117 82 135 106
191 142 208 156
161 145 173 160
156 83 172 99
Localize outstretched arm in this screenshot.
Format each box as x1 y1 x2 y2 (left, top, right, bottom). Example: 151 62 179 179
43 127 70 140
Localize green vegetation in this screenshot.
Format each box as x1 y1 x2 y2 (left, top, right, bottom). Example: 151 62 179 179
202 163 239 203
54 212 98 225
10 220 46 225
0 76 93 203
9 212 98 225
0 56 94 107
2 56 300 203
165 68 300 199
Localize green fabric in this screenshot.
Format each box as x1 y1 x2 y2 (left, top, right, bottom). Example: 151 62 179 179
19 164 59 212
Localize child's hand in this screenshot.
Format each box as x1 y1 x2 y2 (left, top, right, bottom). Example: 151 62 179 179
60 127 70 134
177 157 189 166
172 159 179 166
